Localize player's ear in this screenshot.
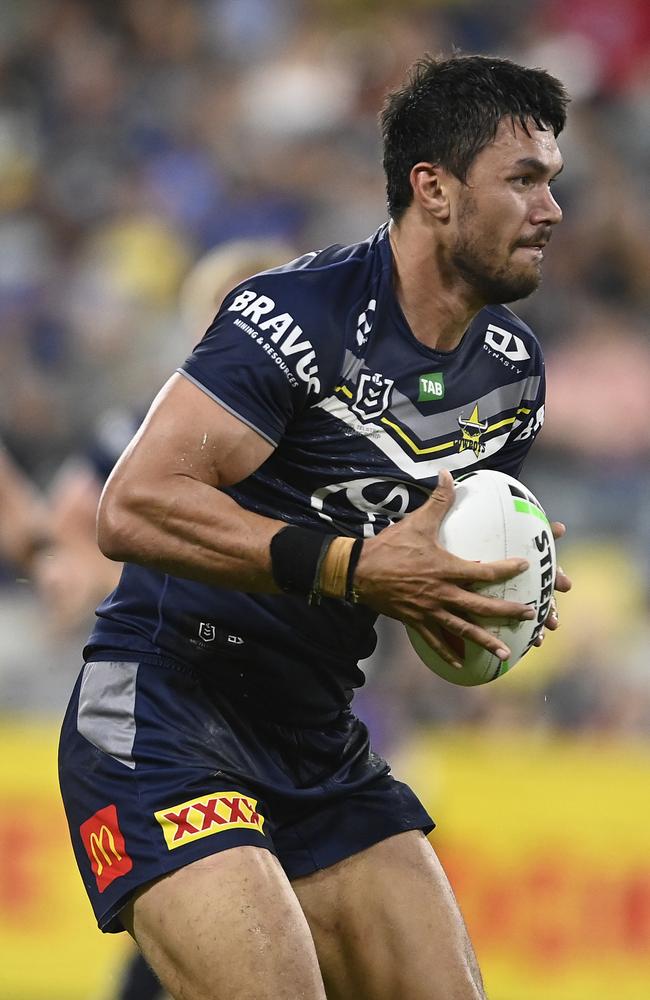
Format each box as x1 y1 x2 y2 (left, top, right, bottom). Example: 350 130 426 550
409 163 451 221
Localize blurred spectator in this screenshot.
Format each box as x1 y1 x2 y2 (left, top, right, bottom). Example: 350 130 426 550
0 441 47 572
31 236 297 636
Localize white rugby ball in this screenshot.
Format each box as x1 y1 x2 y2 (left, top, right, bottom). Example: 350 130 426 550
406 470 556 686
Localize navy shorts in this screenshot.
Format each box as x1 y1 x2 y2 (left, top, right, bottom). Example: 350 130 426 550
59 655 434 933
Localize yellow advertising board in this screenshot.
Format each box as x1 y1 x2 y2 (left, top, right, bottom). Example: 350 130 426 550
1 720 649 999
0 720 128 1000
398 730 650 1000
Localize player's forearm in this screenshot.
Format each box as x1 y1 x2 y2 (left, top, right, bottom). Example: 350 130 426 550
97 474 283 592
0 447 49 570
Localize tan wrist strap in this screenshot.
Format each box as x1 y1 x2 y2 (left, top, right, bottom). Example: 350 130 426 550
318 536 356 600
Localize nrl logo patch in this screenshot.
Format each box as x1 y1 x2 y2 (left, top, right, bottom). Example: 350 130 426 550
198 622 216 642
351 372 394 423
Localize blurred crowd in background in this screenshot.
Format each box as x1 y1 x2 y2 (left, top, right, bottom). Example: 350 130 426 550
0 0 649 750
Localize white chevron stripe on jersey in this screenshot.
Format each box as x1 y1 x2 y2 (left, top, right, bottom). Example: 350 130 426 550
316 395 512 479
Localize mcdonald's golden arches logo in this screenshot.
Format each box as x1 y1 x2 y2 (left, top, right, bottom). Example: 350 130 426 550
80 804 133 892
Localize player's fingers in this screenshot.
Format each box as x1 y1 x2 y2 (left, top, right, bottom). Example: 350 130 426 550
555 565 572 592
544 596 560 631
409 469 456 528
534 596 559 644
413 623 463 671
550 520 566 541
430 610 511 662
442 584 536 622
446 554 529 584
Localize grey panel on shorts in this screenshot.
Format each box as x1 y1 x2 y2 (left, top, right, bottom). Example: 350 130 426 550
77 661 138 769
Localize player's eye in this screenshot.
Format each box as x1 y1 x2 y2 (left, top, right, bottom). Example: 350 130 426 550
512 175 532 187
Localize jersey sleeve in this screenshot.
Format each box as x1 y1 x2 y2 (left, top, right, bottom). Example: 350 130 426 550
179 273 344 446
488 362 546 479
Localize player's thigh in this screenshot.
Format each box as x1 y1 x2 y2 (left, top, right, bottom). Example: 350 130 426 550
123 846 327 1000
292 830 486 1000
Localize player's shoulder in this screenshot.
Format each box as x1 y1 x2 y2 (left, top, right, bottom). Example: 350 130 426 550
225 228 385 312
477 303 544 368
292 230 382 275
210 231 386 402
220 228 386 369
277 227 383 277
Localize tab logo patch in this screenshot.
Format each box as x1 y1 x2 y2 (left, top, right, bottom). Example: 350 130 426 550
80 804 133 893
155 792 266 851
418 372 445 401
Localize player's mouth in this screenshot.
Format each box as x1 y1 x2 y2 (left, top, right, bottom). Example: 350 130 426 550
516 245 544 259
514 231 551 258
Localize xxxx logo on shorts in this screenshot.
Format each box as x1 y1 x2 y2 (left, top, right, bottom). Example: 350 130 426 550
155 792 266 851
80 804 133 893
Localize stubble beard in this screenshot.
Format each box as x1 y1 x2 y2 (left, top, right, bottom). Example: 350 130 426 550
451 202 541 305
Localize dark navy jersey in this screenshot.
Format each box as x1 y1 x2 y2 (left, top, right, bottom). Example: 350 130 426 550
87 225 546 721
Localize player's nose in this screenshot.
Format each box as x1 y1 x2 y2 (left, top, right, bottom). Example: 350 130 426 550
531 186 563 227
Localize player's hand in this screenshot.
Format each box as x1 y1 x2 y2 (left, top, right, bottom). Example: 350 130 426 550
354 469 535 671
32 463 122 634
33 540 122 634
532 520 572 647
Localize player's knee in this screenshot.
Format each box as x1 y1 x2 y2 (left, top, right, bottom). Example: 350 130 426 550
430 954 486 1000
466 970 488 1000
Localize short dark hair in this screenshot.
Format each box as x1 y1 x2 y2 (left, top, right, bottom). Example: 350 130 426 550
380 54 570 221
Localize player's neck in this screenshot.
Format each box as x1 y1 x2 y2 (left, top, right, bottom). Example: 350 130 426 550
388 218 482 352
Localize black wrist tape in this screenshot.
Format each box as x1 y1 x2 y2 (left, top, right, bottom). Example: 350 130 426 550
270 526 336 596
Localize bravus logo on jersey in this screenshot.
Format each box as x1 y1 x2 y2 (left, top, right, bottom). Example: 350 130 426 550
228 289 321 394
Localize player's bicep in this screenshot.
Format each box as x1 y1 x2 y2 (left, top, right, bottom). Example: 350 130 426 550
107 373 275 493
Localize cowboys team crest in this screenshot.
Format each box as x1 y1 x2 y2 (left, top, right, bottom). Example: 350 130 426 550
352 372 394 423
458 403 488 457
